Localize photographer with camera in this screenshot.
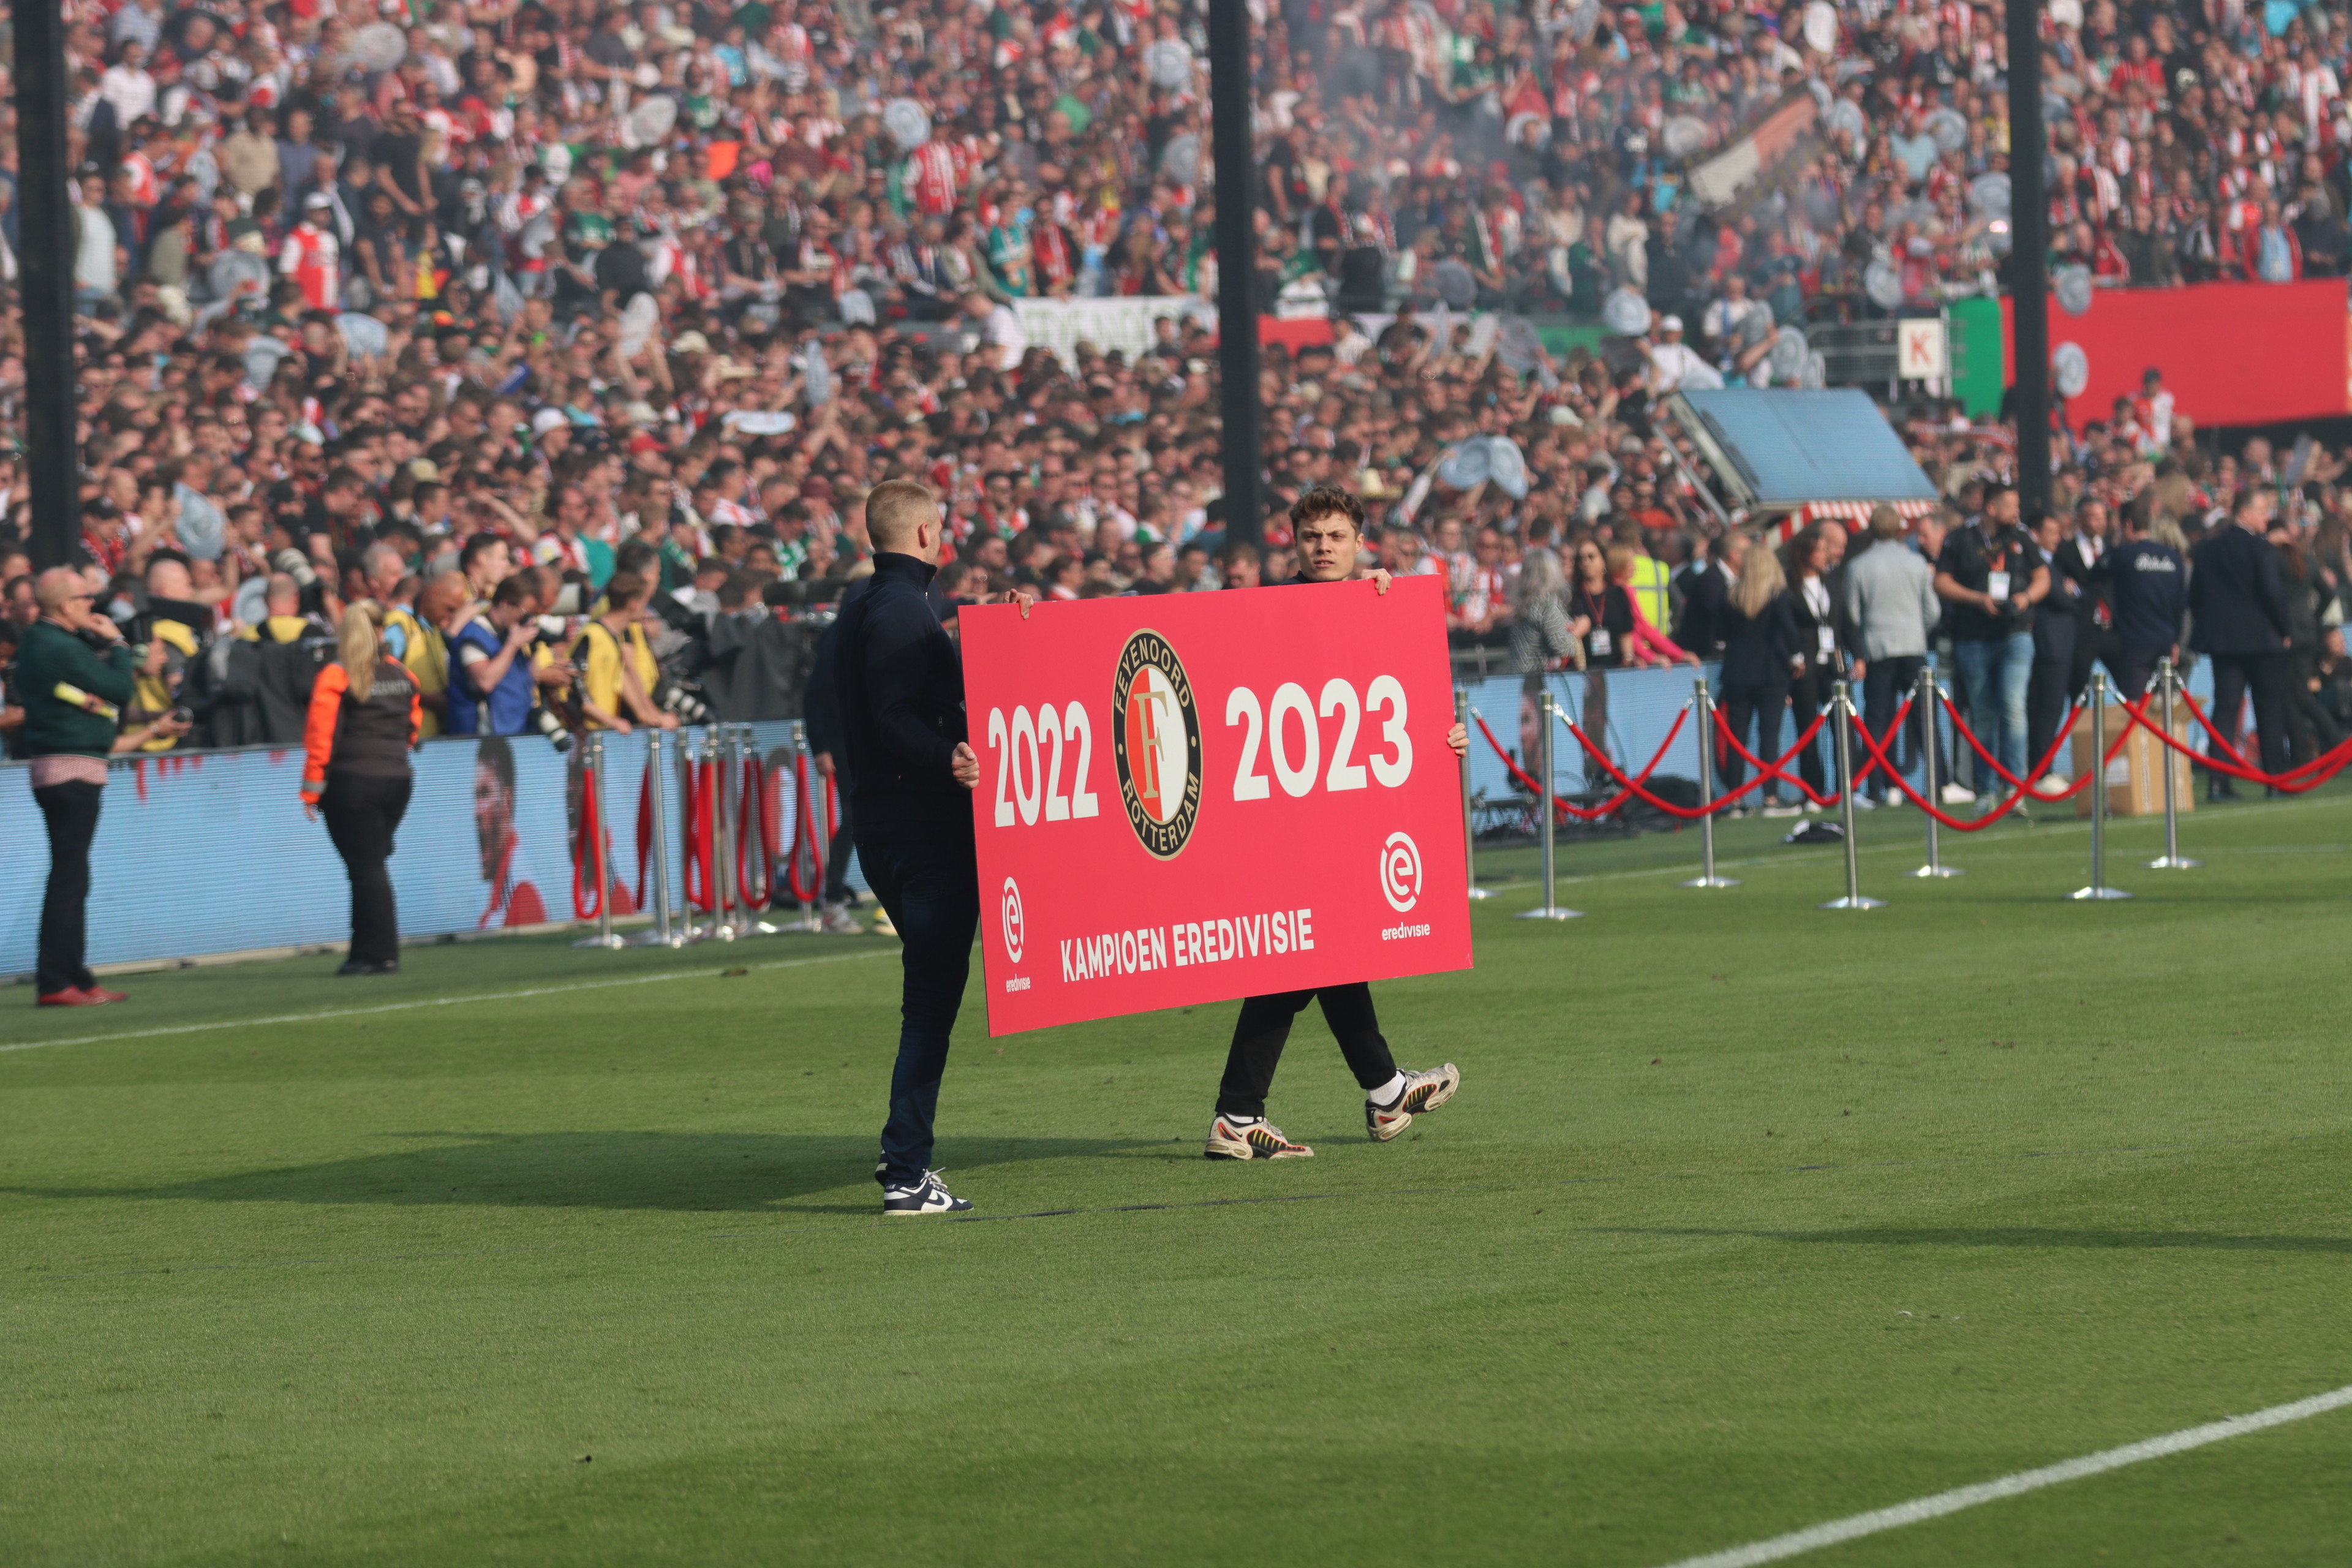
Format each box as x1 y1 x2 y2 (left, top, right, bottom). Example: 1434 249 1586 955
300 603 421 976
570 571 677 734
448 576 543 736
16 568 178 1007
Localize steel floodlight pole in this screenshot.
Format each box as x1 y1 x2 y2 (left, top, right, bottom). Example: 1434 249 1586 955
15 0 79 570
1208 0 1263 548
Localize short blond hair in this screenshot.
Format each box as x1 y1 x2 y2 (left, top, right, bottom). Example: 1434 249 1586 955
865 478 940 552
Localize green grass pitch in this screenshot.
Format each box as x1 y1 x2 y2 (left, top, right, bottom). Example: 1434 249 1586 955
4 793 2350 1565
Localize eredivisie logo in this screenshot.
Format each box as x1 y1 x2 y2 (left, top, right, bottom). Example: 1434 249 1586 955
1110 628 1202 859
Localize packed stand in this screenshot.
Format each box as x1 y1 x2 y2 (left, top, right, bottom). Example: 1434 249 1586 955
0 0 2348 810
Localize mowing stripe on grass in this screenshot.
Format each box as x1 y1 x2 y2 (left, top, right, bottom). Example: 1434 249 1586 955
1654 1382 2352 1568
1 948 895 1055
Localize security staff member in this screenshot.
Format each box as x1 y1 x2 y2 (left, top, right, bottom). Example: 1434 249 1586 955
15 569 170 1006
2090 500 2186 702
2188 488 2294 798
1204 484 1472 1161
833 481 1031 1216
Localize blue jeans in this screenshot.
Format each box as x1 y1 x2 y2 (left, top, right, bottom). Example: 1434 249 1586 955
1951 632 2034 785
858 835 979 1185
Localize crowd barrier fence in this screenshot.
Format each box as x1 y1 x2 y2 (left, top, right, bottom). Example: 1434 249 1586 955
0 720 865 981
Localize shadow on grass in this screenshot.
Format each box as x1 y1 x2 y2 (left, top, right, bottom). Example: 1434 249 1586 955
5 1131 1157 1213
1594 1225 2352 1254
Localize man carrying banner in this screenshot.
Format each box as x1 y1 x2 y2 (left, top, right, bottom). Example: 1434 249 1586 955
835 479 1031 1215
1205 484 1472 1161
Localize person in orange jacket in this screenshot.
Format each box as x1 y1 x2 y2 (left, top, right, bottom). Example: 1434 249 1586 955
301 603 421 975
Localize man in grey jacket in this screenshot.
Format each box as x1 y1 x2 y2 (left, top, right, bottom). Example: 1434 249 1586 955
1843 505 1942 802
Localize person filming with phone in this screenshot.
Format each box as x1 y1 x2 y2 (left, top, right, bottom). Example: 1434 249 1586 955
15 568 185 1007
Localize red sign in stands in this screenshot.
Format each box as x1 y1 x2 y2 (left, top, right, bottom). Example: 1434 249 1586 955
959 576 1472 1035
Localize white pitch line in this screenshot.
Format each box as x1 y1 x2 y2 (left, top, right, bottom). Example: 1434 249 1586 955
1654 1382 2352 1568
1 948 895 1055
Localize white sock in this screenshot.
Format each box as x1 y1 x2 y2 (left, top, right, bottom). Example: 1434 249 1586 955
1221 1112 1261 1125
1369 1072 1407 1106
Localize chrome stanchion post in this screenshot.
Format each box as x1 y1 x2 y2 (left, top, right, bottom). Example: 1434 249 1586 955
682 726 715 942
2072 670 2133 900
2148 656 2199 869
1457 689 1492 900
1912 662 1962 878
791 725 823 932
1517 689 1581 920
1821 681 1884 909
573 730 626 948
709 723 740 939
631 728 685 946
1683 677 1736 888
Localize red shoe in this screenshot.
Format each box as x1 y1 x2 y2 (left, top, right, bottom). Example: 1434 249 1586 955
83 986 128 1004
37 987 100 1006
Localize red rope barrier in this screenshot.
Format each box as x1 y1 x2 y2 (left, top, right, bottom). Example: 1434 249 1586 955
634 758 655 910
1849 703 2100 829
785 752 826 903
571 755 605 921
1471 707 1689 821
2153 689 2352 790
682 758 717 912
737 755 771 907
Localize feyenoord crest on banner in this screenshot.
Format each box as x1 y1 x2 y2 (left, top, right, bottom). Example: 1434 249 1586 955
1111 630 1202 859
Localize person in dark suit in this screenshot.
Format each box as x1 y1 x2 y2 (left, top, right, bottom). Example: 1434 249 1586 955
2057 498 2120 699
2027 508 2080 774
1671 530 1735 660
1781 523 1852 806
1716 532 1804 816
2187 488 2294 797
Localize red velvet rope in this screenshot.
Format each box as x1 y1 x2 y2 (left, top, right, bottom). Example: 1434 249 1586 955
1471 706 1689 821
2171 688 2352 790
786 752 826 903
571 753 604 921
634 759 655 910
1848 702 2098 829
682 758 717 912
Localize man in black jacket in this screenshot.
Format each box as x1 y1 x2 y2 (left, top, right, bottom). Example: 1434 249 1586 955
2188 488 2294 797
2057 497 2120 700
832 481 1030 1216
1670 530 1734 660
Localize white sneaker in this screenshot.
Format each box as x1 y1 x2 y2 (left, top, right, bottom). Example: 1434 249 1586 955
1367 1063 1461 1142
1760 801 1802 818
1940 782 1977 805
819 902 863 935
1204 1114 1313 1160
870 906 898 938
881 1169 973 1215
1850 793 1877 810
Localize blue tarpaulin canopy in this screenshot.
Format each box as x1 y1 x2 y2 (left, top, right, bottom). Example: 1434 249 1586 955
1667 388 1938 515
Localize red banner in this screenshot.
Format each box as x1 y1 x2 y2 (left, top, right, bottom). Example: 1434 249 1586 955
2000 280 2352 428
960 576 1473 1035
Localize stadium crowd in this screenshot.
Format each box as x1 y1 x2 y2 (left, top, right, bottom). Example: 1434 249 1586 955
2 0 2351 806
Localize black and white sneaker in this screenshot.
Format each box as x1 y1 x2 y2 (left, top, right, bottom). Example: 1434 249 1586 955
881 1169 973 1216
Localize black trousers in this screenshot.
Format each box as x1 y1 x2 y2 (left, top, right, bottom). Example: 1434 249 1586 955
823 795 856 903
2206 652 2294 780
322 773 413 966
2028 619 2077 772
2112 647 2164 704
34 779 104 996
1860 655 1925 798
1787 668 1830 795
1216 982 1398 1119
1717 678 1789 798
859 835 979 1183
